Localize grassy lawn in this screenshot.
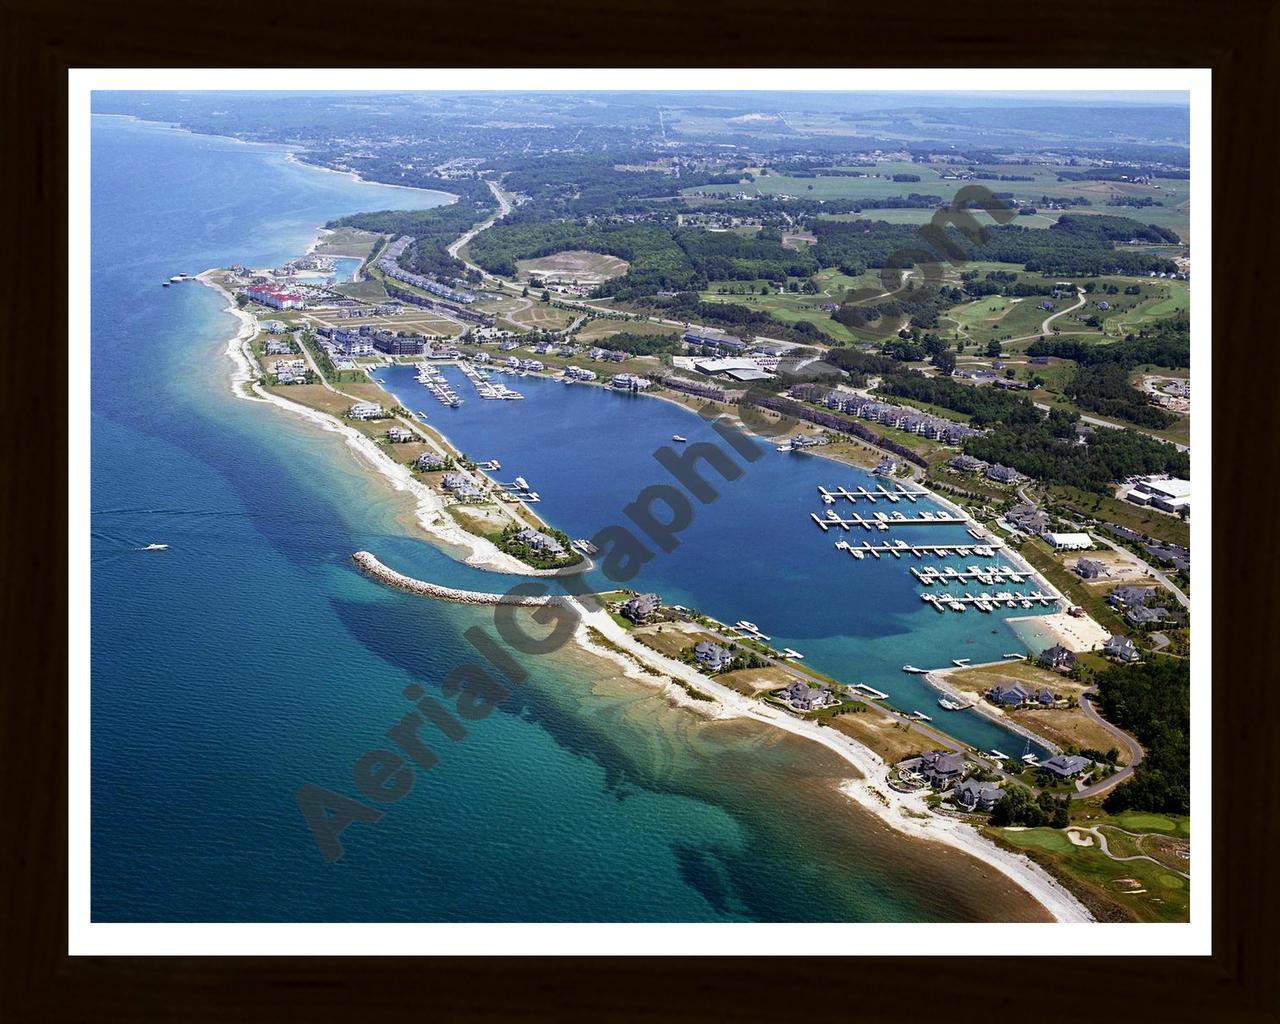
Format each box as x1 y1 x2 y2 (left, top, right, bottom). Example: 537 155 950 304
575 318 680 343
827 713 935 764
331 279 389 302
715 666 794 696
986 826 1189 922
314 226 382 258
510 303 578 331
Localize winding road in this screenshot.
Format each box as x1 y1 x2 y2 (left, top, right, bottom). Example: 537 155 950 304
1071 687 1145 799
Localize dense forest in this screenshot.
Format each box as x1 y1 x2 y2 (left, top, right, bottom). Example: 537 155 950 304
1065 363 1176 429
964 411 1189 492
1096 657 1190 815
327 177 495 281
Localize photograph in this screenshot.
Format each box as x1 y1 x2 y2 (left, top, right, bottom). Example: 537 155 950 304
70 70 1207 954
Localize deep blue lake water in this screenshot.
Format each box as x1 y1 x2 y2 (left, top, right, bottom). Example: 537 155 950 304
89 113 1050 923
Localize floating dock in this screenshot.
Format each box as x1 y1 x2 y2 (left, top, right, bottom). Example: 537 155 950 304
416 363 464 407
921 590 1056 613
910 564 1035 586
850 683 889 700
818 484 923 505
811 509 963 532
834 539 1001 558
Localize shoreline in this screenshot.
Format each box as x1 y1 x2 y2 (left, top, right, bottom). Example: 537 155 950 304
200 261 1091 922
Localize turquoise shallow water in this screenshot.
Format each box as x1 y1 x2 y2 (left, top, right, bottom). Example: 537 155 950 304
90 113 1049 923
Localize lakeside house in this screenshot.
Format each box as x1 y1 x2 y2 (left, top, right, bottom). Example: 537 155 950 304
610 373 650 392
1038 754 1092 779
1104 634 1141 662
905 750 967 789
386 427 414 443
564 366 597 382
987 681 1055 708
264 337 293 355
349 402 383 420
442 471 484 501
620 593 662 624
1038 644 1077 673
873 457 899 476
952 778 1004 812
513 527 565 557
693 641 733 672
413 452 447 472
777 680 837 712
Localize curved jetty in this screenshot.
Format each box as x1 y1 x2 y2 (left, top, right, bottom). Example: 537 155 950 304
352 551 571 607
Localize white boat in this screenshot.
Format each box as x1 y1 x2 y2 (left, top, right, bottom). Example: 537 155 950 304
142 543 168 551
781 648 803 659
672 435 687 443
776 443 793 452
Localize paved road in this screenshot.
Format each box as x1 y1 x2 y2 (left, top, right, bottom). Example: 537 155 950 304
1071 687 1145 799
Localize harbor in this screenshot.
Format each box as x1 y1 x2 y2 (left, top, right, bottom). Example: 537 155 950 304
415 362 464 407
920 590 1057 614
910 564 1035 586
459 361 525 400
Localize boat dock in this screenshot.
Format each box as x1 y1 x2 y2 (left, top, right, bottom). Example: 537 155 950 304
834 539 1001 559
850 683 889 700
416 363 464 407
730 620 771 642
818 484 922 505
910 564 1035 586
459 362 524 400
811 509 964 532
921 590 1057 614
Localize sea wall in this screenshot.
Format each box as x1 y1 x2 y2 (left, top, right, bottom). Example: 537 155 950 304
352 550 571 606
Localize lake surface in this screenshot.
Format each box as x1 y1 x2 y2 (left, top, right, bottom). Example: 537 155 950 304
89 112 1049 923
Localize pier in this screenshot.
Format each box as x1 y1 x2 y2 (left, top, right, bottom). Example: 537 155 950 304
849 683 889 700
818 484 922 505
459 361 524 400
834 539 1001 559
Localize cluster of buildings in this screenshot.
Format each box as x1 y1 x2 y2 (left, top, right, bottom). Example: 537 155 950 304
610 373 651 392
316 325 426 357
264 336 294 356
378 236 477 304
240 283 307 310
336 303 402 319
563 365 598 382
681 327 748 353
349 402 384 420
948 454 1025 484
660 376 728 402
587 347 630 363
1124 476 1191 516
789 386 981 445
1004 504 1051 536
